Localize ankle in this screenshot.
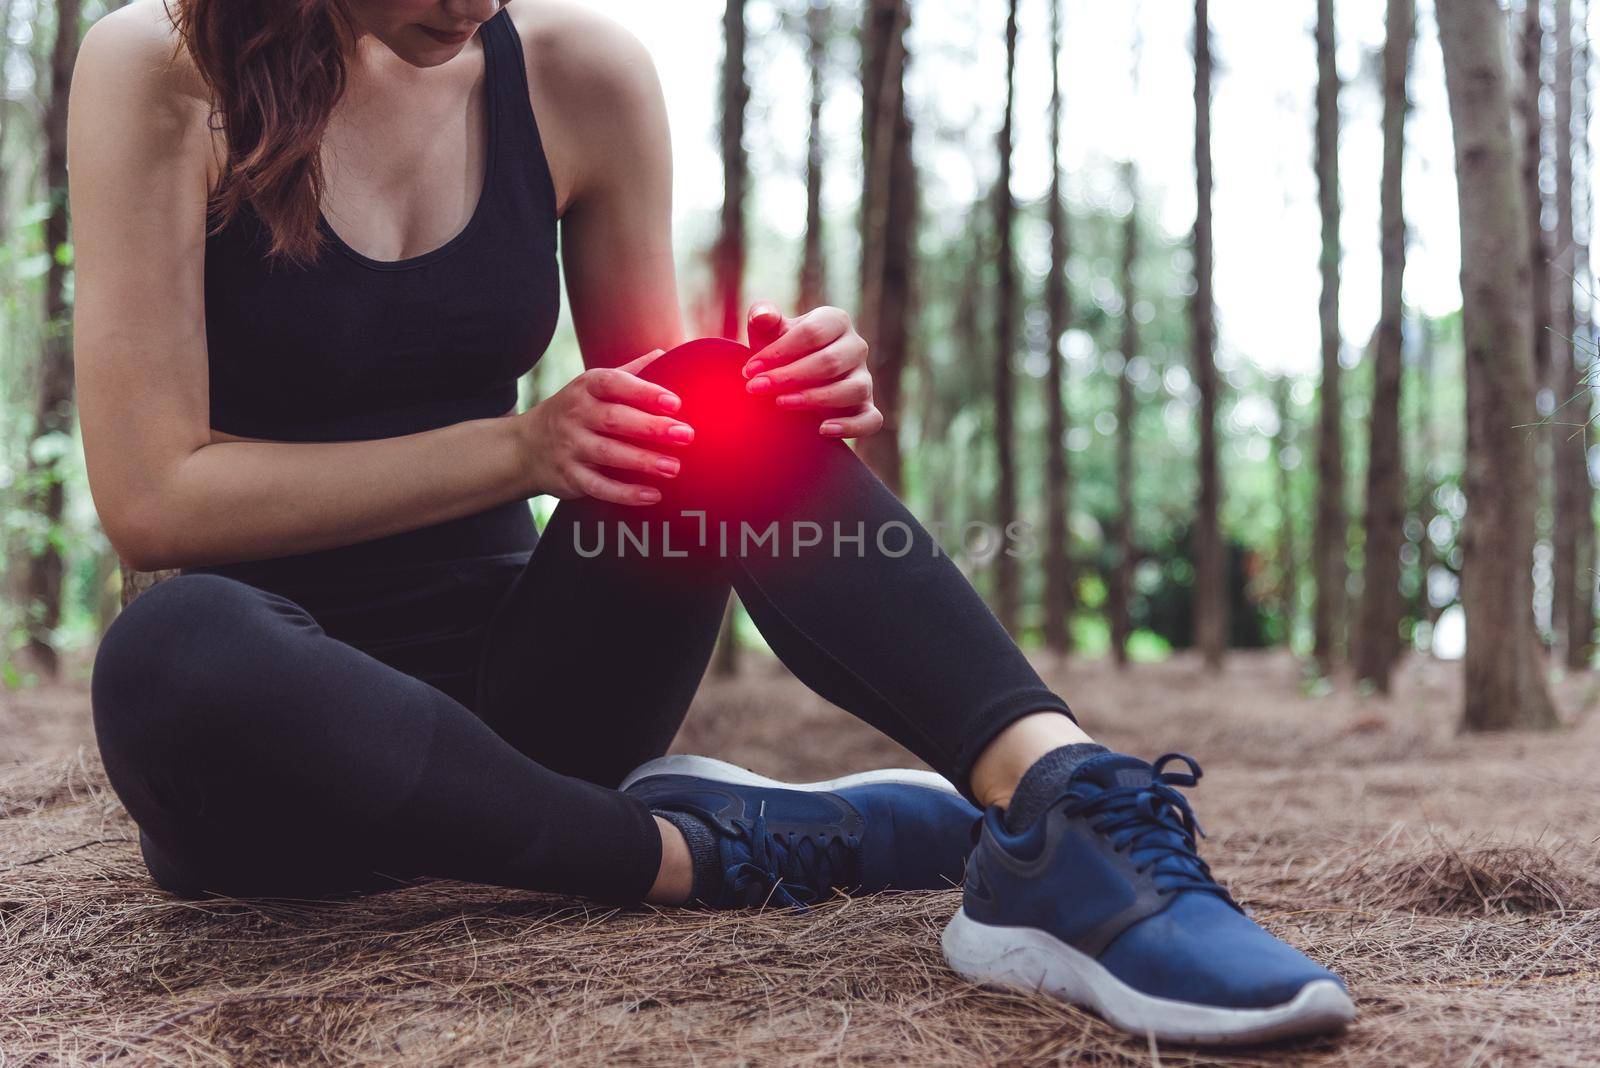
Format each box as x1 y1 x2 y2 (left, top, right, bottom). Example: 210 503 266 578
649 809 724 906
646 815 695 905
969 711 1097 809
1001 742 1111 832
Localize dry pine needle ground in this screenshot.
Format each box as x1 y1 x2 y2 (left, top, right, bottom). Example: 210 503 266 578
2 650 1598 1066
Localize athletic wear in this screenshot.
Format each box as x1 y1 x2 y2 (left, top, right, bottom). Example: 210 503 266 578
204 7 559 443
1002 741 1109 832
942 751 1356 1044
653 807 725 903
92 338 1072 903
94 0 1073 934
620 755 980 908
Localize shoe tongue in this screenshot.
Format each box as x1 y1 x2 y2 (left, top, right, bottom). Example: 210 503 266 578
1069 752 1156 792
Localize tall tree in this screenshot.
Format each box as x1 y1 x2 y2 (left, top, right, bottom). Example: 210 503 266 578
1437 0 1559 729
711 0 750 676
951 211 987 536
1110 161 1140 669
1355 0 1415 692
1312 0 1347 677
1520 0 1554 386
1552 0 1595 667
1191 0 1226 669
856 0 915 491
1272 375 1300 645
20 0 83 676
799 0 829 311
0 0 16 239
1042 0 1074 654
714 0 749 344
1411 320 1444 629
993 0 1020 635
1578 0 1597 667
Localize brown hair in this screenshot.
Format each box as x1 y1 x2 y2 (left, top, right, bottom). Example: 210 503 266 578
168 0 359 264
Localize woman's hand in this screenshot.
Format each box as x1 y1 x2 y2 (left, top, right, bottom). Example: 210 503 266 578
517 349 695 506
741 303 884 438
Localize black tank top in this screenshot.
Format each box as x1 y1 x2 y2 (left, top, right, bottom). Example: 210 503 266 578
189 8 551 586
203 7 559 444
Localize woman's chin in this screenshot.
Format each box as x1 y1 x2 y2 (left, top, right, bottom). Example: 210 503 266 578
365 28 471 70
394 43 466 69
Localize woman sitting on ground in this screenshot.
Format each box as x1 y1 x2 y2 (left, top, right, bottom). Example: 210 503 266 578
69 0 1353 1045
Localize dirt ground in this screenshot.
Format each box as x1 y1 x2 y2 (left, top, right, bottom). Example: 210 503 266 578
2 649 1598 1066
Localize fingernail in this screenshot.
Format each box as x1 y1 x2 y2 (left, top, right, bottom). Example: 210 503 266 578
656 457 680 475
820 422 842 436
658 392 681 412
775 394 799 408
640 488 662 503
747 377 772 394
742 361 764 378
667 424 695 443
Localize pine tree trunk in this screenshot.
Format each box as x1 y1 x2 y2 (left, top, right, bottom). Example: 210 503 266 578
1521 0 1554 387
1551 0 1594 668
993 0 1021 636
20 0 83 677
1574 0 1600 668
1273 375 1299 647
1042 0 1073 655
0 0 15 239
711 0 749 677
714 0 748 344
1521 1 1560 659
856 0 914 493
1437 0 1560 729
1355 0 1414 692
799 1 828 312
1191 0 1226 670
1111 162 1139 670
1413 321 1444 629
1312 0 1347 678
954 213 986 571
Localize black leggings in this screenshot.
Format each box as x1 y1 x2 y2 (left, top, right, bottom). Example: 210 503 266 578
91 339 1072 904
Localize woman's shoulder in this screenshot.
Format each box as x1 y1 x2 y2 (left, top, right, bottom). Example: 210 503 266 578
502 1 668 212
505 0 660 96
70 0 221 199
77 0 212 111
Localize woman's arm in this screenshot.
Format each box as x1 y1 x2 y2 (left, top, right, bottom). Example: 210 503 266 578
528 6 683 367
70 8 590 571
526 5 881 441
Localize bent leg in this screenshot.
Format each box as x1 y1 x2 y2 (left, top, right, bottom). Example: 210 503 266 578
91 573 661 901
473 506 728 789
479 338 1075 801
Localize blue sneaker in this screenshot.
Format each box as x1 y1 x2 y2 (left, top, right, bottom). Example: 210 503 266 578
620 755 980 908
942 752 1355 1045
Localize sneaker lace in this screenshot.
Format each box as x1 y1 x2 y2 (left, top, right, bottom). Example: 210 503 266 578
1062 753 1241 909
722 801 860 909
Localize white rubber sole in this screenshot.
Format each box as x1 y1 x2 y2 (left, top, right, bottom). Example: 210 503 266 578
941 910 1357 1046
618 754 961 797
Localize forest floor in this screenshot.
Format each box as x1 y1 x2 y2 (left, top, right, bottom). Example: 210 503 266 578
2 649 1598 1066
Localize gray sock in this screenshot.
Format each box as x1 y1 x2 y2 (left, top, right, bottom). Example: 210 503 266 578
1003 743 1111 833
655 808 723 905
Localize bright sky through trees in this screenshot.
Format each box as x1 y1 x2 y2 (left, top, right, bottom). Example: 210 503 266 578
595 0 1598 374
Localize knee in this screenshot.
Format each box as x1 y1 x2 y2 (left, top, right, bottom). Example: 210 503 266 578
636 337 750 394
92 574 284 739
639 338 829 494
